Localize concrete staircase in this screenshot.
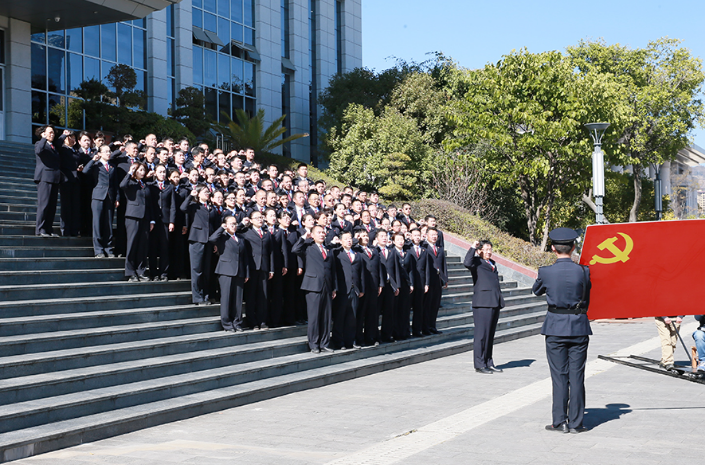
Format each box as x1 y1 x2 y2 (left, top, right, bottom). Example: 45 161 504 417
0 141 547 463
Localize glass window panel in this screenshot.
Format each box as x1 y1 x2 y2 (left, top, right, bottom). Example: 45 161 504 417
231 0 243 22
32 91 47 124
204 13 217 32
204 48 217 88
218 53 230 91
245 97 255 118
204 87 217 120
47 47 66 94
66 97 83 129
244 27 254 46
85 57 100 82
133 18 147 29
231 57 243 93
102 61 116 92
167 38 175 77
218 91 229 122
134 69 146 109
218 17 230 45
101 24 116 62
166 5 174 37
65 28 82 53
48 94 66 127
193 8 203 28
204 0 217 13
67 53 83 94
231 23 243 44
31 43 47 90
232 94 243 113
84 26 100 57
244 0 254 27
47 30 65 49
168 78 175 111
193 46 203 84
218 0 229 17
194 0 202 7
117 23 132 65
134 28 146 69
31 32 46 44
244 61 255 97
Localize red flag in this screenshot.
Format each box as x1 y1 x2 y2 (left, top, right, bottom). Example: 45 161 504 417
579 220 705 320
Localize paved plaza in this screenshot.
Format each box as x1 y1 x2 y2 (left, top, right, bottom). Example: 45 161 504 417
15 318 703 465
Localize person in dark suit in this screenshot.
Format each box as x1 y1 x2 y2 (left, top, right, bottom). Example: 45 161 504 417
34 125 63 237
210 216 250 332
424 215 445 249
376 230 400 343
265 208 289 327
279 211 298 326
408 229 431 337
464 239 504 374
532 228 592 434
425 228 447 335
76 131 95 236
148 165 176 281
82 145 118 257
181 185 214 304
242 210 275 329
110 141 140 257
168 169 189 280
331 230 366 349
391 233 413 341
57 130 81 236
120 162 155 282
292 225 338 353
396 203 415 227
354 228 384 346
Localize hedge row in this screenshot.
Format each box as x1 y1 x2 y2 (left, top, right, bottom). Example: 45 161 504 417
257 152 342 188
410 199 556 270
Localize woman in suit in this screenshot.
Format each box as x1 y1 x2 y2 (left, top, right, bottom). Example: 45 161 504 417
34 125 63 237
265 208 289 327
57 130 81 236
120 162 154 282
181 185 213 305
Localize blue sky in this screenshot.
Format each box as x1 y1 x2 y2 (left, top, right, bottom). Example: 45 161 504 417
361 0 705 147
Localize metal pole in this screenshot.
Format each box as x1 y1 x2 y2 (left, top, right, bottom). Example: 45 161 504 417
672 323 694 369
592 145 605 224
654 167 663 220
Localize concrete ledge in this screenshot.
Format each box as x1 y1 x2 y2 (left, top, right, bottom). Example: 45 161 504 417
443 231 539 287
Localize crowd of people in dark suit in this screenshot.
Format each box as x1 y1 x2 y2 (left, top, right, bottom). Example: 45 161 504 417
33 125 450 352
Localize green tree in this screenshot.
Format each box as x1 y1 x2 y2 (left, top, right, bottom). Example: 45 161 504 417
105 64 145 108
172 87 212 137
567 38 705 222
328 104 431 199
220 108 307 153
450 49 624 247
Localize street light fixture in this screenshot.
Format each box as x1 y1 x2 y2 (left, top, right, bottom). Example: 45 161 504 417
585 122 610 224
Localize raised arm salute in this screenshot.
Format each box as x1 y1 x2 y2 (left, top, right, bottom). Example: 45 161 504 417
34 125 63 237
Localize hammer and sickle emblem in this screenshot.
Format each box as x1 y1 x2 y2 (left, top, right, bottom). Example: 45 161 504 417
589 233 633 265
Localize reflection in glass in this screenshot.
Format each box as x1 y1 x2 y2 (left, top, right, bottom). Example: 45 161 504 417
31 43 47 90
204 0 217 13
232 94 243 113
205 13 217 32
231 57 243 94
84 26 100 57
102 61 115 92
244 61 255 97
193 46 203 84
218 17 230 45
47 48 66 94
218 53 230 91
193 8 203 29
245 97 255 118
48 94 65 126
67 97 83 128
47 30 65 49
101 24 116 62
244 27 254 46
32 91 47 124
204 48 217 88
68 53 83 94
231 0 243 22
118 23 132 65
193 0 202 8
219 91 230 121
85 57 100 81
134 29 146 69
231 22 243 45
65 28 82 53
133 18 147 29
205 87 217 120
31 32 46 44
218 0 230 17
244 0 254 27
167 38 175 77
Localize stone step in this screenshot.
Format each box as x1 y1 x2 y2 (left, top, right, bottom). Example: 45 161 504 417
0 203 61 214
0 290 194 319
441 286 535 304
0 279 190 302
0 235 90 247
0 246 102 258
0 321 543 462
0 268 126 286
0 257 124 272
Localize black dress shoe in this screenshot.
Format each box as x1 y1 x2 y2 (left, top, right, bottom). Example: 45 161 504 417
320 347 334 353
475 367 493 374
137 274 149 282
545 423 569 433
412 332 424 338
429 328 441 334
421 331 432 336
489 366 503 373
569 426 587 434
260 323 269 330
160 276 169 282
128 276 140 283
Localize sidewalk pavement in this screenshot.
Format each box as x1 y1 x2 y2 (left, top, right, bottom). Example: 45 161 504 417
15 318 704 465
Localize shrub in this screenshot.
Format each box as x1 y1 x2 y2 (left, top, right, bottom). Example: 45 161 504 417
411 199 555 269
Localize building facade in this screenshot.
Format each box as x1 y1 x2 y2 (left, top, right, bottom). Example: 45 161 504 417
0 0 362 161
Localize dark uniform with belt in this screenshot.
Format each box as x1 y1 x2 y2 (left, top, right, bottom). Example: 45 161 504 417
532 228 592 434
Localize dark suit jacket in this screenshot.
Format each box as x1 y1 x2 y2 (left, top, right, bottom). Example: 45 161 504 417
391 248 412 289
291 237 337 293
354 245 385 291
120 174 154 221
427 243 448 285
181 196 212 243
242 227 275 273
34 138 62 184
83 159 118 201
57 139 80 183
378 246 400 292
149 181 176 225
406 244 431 289
269 226 290 272
209 227 249 278
533 257 592 337
109 150 137 203
464 247 504 308
333 247 365 296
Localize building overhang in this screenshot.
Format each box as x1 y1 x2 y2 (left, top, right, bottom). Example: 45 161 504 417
676 144 705 167
0 0 181 32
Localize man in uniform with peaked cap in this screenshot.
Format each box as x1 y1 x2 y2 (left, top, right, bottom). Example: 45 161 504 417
532 227 592 434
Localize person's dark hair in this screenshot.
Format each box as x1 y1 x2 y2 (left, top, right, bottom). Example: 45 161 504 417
341 194 352 200
392 220 402 227
402 203 411 209
321 207 334 216
315 180 325 186
263 207 277 217
178 138 190 145
553 243 574 254
278 210 292 219
125 141 137 150
216 169 228 176
131 161 148 178
426 227 438 233
334 203 346 211
308 191 318 199
293 191 305 200
302 213 314 223
162 137 174 144
424 215 436 221
297 163 308 169
94 131 105 139
78 131 91 140
245 147 255 152
167 168 179 178
188 168 199 175
388 204 397 210
339 230 353 239
376 229 388 239
479 239 493 249
35 125 54 137
248 168 259 175
248 209 264 219
191 147 203 157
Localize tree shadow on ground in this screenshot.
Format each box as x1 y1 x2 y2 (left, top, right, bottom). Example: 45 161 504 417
583 403 632 429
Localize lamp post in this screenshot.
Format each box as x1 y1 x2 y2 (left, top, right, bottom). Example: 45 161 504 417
654 165 663 220
585 122 610 224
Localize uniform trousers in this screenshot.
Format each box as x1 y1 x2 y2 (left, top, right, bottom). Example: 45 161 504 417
91 197 114 255
124 217 149 277
473 306 500 369
245 270 269 327
545 335 589 429
411 286 425 335
357 289 379 345
424 274 442 332
268 271 284 327
115 202 127 256
379 282 397 342
148 222 170 278
218 275 245 330
36 181 59 235
59 180 80 236
332 289 358 348
305 283 333 350
188 241 211 303
395 284 411 340
168 228 187 279
281 272 298 326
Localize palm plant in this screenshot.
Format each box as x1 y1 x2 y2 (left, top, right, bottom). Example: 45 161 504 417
220 108 308 152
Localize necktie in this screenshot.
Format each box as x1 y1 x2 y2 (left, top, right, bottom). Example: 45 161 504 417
231 235 238 243
383 249 388 260
340 220 345 229
433 246 437 256
257 229 262 238
320 245 327 260
159 181 164 190
487 260 494 271
269 226 274 234
104 163 109 172
138 180 144 189
178 166 183 174
348 250 353 263
366 247 372 259
415 246 420 258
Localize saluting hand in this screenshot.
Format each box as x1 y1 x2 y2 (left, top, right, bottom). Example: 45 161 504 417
191 189 198 198
471 240 480 249
93 154 101 161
